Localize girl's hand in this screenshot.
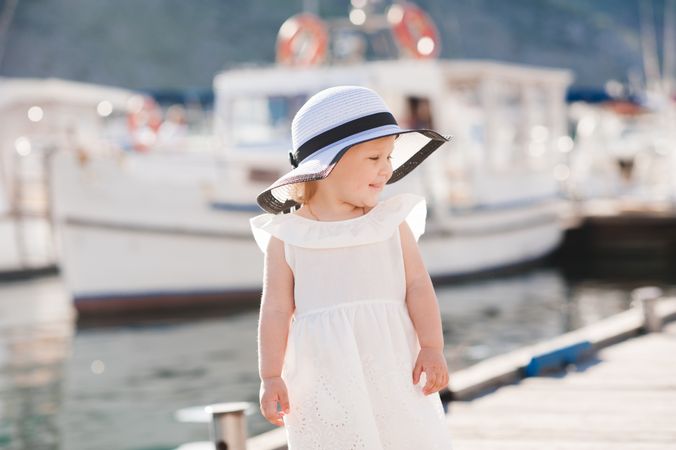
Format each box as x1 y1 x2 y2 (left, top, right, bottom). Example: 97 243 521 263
412 347 449 396
260 376 290 426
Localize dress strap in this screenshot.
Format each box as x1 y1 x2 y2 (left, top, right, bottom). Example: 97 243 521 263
249 192 426 252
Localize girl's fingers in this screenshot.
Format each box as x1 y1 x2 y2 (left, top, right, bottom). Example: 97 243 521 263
424 368 448 394
261 400 282 425
423 371 437 394
434 370 444 391
267 410 284 426
412 363 423 384
279 393 290 414
438 370 449 391
438 368 448 388
263 399 277 411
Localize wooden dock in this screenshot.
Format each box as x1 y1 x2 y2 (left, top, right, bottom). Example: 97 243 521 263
447 320 676 449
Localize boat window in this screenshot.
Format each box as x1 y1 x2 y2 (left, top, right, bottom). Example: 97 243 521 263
525 85 551 159
405 96 434 129
495 81 522 148
228 94 307 149
446 80 486 148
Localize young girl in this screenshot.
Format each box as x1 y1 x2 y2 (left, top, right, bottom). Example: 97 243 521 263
250 86 454 449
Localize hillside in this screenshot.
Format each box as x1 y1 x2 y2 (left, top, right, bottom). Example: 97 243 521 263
0 0 668 90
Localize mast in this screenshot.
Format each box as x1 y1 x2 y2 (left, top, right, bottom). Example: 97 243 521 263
0 0 18 70
302 0 319 14
663 0 675 96
639 0 662 95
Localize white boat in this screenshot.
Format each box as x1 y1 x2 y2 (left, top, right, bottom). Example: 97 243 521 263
566 93 676 206
48 56 573 316
564 0 676 209
0 77 134 278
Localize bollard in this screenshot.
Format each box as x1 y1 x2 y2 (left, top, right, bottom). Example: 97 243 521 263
205 402 253 450
631 286 663 333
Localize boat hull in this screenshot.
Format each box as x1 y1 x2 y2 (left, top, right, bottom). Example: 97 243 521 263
53 162 563 317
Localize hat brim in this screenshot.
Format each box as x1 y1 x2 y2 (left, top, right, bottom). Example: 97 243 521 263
256 125 452 214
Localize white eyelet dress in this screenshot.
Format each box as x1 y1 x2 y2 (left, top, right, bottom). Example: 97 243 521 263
249 192 453 450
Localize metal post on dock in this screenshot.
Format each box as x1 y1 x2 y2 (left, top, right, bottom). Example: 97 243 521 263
631 286 663 333
205 402 253 450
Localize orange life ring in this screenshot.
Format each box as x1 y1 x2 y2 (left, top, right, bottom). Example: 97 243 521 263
388 3 440 59
127 96 162 151
276 13 329 66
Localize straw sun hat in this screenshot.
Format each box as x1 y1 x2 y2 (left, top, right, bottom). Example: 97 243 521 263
256 85 452 214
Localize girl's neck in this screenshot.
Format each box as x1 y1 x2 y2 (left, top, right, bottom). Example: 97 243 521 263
303 189 367 221
306 201 366 222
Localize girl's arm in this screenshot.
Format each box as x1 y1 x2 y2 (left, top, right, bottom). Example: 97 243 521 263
258 235 295 380
400 221 448 395
399 221 444 350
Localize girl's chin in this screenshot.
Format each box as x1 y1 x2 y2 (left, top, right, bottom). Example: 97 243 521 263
363 193 380 205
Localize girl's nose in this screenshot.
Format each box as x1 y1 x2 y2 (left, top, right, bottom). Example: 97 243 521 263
380 159 393 177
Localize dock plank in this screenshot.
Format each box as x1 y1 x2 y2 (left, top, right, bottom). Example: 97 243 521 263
447 321 676 449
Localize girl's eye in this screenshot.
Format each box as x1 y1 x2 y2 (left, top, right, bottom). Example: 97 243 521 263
370 156 393 160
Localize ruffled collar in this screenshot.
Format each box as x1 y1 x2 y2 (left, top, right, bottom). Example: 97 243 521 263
249 192 426 250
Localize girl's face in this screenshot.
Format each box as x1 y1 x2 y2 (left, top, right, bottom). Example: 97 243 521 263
323 135 395 207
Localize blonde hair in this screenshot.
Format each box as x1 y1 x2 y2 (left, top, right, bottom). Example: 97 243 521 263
289 180 320 205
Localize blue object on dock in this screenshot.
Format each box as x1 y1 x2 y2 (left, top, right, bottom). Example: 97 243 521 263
524 341 593 377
